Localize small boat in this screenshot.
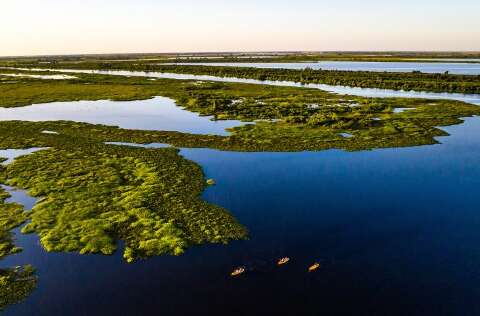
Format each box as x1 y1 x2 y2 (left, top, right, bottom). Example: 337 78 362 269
308 263 320 272
277 257 290 265
230 267 245 277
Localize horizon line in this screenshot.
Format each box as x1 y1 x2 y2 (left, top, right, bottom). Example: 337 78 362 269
2 50 480 59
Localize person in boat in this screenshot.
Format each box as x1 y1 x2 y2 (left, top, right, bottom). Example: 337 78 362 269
278 257 290 265
308 263 320 272
231 267 245 276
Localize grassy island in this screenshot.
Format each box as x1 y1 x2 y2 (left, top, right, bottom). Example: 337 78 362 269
1 72 479 152
3 146 247 263
0 182 37 311
0 265 37 311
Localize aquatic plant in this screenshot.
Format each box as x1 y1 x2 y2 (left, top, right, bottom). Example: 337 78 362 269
0 185 27 260
0 184 37 312
0 265 37 311
1 72 479 153
2 147 246 263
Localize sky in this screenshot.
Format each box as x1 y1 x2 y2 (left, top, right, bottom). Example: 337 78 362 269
1 0 479 56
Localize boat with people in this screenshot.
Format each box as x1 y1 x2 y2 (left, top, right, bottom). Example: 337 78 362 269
277 257 290 265
230 267 246 277
308 263 320 272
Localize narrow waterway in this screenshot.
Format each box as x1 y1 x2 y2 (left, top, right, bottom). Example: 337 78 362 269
9 67 480 105
164 61 480 75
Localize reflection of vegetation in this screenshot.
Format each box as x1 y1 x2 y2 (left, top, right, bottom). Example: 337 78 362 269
0 183 37 311
0 265 37 311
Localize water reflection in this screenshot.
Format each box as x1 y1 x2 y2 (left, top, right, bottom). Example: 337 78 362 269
0 97 247 136
1 185 37 211
0 148 47 165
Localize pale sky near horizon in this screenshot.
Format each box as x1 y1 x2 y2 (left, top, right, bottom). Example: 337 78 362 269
1 0 479 56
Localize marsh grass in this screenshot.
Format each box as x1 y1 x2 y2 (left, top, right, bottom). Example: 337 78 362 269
0 265 36 311
2 146 246 263
9 60 480 94
0 183 37 311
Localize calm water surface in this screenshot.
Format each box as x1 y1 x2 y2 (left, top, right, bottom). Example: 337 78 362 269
0 148 47 165
0 97 247 136
3 116 480 315
415 58 480 63
0 73 77 80
167 61 480 75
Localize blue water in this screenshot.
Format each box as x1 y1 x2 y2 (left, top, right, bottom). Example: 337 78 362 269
1 185 37 210
168 61 480 75
0 97 247 136
3 116 480 315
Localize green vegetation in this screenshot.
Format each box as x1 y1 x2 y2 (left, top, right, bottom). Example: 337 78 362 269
0 53 478 312
0 185 27 260
0 181 37 311
8 60 480 94
116 64 480 94
0 63 479 311
1 73 479 153
160 52 480 64
0 265 37 311
1 146 246 263
0 69 479 269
